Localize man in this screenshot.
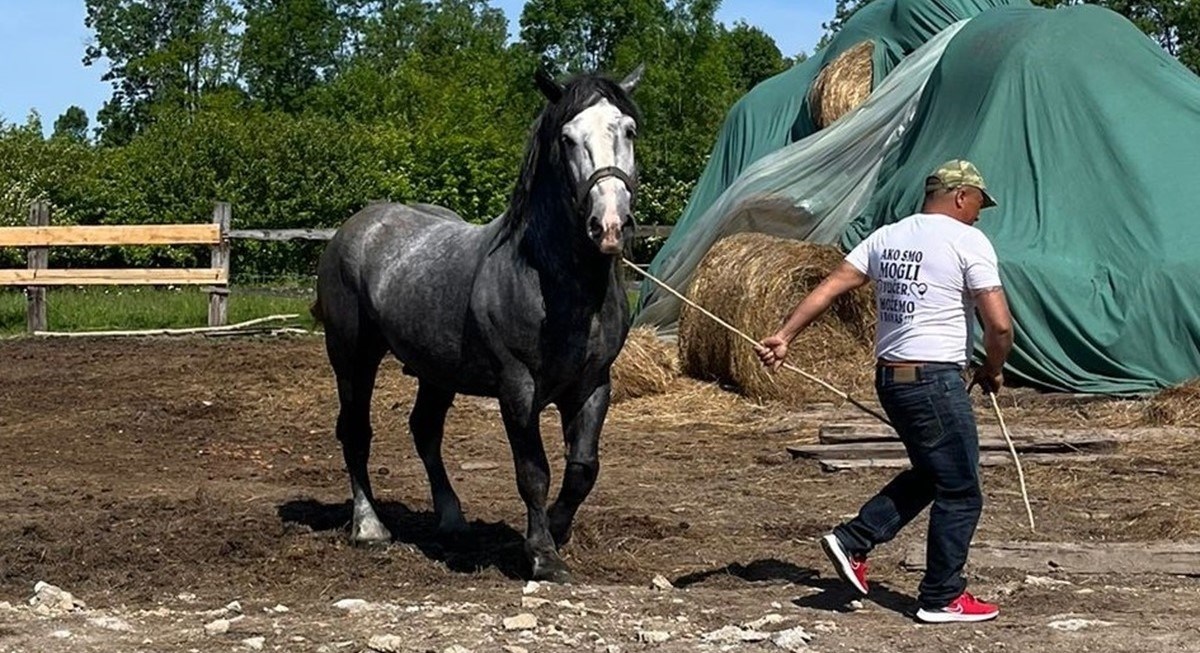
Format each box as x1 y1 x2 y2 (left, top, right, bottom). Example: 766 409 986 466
756 160 1014 623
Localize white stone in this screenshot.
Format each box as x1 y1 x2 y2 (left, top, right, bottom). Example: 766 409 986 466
650 574 674 590
521 597 550 609
334 598 370 611
204 619 231 635
503 613 538 631
367 634 405 653
88 616 134 632
636 630 671 644
51 630 72 639
225 601 243 614
502 646 529 653
744 614 785 629
1025 575 1072 587
443 646 472 653
771 626 814 652
522 581 541 595
242 636 265 650
1048 618 1114 632
700 628 748 643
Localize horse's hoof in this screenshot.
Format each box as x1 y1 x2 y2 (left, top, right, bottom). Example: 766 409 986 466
550 525 572 549
438 513 470 536
531 556 572 584
350 521 392 547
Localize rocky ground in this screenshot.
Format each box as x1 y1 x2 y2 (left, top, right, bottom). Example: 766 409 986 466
2 336 1199 652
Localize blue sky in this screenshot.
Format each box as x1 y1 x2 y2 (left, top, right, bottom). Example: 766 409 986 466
0 0 836 133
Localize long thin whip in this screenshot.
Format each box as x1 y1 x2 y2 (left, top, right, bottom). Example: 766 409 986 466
621 258 891 426
989 391 1036 531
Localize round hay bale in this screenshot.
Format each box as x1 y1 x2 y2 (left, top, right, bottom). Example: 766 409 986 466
610 326 679 404
679 232 876 405
809 40 875 130
1142 379 1200 426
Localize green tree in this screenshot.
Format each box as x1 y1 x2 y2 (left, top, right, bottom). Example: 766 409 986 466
52 106 91 142
240 0 346 111
84 0 241 145
723 20 787 91
519 0 666 74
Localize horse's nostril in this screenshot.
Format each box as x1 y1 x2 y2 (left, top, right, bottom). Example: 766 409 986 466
587 216 602 236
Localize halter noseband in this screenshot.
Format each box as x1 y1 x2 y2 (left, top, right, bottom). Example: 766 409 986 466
575 166 638 214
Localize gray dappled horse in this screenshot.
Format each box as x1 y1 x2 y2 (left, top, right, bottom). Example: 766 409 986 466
311 66 644 582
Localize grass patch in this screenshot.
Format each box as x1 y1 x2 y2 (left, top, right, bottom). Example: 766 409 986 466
0 284 319 335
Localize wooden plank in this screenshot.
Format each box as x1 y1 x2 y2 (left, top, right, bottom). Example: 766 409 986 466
790 436 1117 459
0 224 221 247
818 423 1117 447
0 269 228 286
818 453 1106 472
208 202 231 327
227 228 336 242
902 540 1200 576
25 201 50 333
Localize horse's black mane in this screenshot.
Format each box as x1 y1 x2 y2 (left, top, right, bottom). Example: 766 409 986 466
501 72 642 241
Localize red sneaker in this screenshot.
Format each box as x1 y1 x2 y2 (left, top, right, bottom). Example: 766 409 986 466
820 534 868 595
916 592 1000 623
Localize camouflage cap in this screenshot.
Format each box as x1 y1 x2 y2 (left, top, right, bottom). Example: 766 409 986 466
925 159 997 208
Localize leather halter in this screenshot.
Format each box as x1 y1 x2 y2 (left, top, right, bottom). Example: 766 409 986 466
575 166 638 214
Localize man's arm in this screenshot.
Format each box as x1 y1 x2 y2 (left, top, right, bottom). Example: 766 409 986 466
973 286 1013 391
756 262 870 369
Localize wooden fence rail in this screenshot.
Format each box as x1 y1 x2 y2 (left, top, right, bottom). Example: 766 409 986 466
2 200 674 333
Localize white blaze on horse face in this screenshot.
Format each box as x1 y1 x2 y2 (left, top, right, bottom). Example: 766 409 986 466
562 98 636 255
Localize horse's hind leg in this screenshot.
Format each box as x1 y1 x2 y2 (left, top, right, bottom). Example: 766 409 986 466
323 303 390 545
409 382 467 536
335 354 390 545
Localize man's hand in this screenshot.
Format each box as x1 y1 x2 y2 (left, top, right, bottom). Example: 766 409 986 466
755 334 789 371
970 365 1004 394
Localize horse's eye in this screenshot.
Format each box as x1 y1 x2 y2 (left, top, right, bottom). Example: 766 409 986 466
561 135 574 149
625 127 638 140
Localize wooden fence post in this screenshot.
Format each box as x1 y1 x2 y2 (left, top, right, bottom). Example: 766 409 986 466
208 201 231 327
26 201 50 333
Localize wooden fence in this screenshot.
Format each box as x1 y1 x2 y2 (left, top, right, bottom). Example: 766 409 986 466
1 201 673 333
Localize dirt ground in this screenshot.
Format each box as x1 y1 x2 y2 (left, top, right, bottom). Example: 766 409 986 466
2 335 1200 653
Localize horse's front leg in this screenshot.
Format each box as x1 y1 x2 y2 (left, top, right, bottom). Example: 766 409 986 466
549 380 610 549
500 380 570 583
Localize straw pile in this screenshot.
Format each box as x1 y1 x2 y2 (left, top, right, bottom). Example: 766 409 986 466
679 232 876 406
809 40 875 129
610 326 680 404
1142 379 1200 427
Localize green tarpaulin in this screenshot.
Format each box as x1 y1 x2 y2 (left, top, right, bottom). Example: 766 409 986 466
637 1 1200 395
644 0 1029 280
843 5 1200 394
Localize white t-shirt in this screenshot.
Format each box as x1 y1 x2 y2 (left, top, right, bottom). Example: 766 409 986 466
845 212 1002 366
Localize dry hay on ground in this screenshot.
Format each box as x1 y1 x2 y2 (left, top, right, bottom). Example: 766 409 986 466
1142 379 1200 427
809 40 874 129
610 326 679 404
679 232 876 406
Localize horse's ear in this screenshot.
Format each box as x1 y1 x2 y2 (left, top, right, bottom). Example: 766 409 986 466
619 63 645 93
535 68 564 104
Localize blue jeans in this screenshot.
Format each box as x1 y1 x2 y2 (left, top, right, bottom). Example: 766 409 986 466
832 363 982 609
